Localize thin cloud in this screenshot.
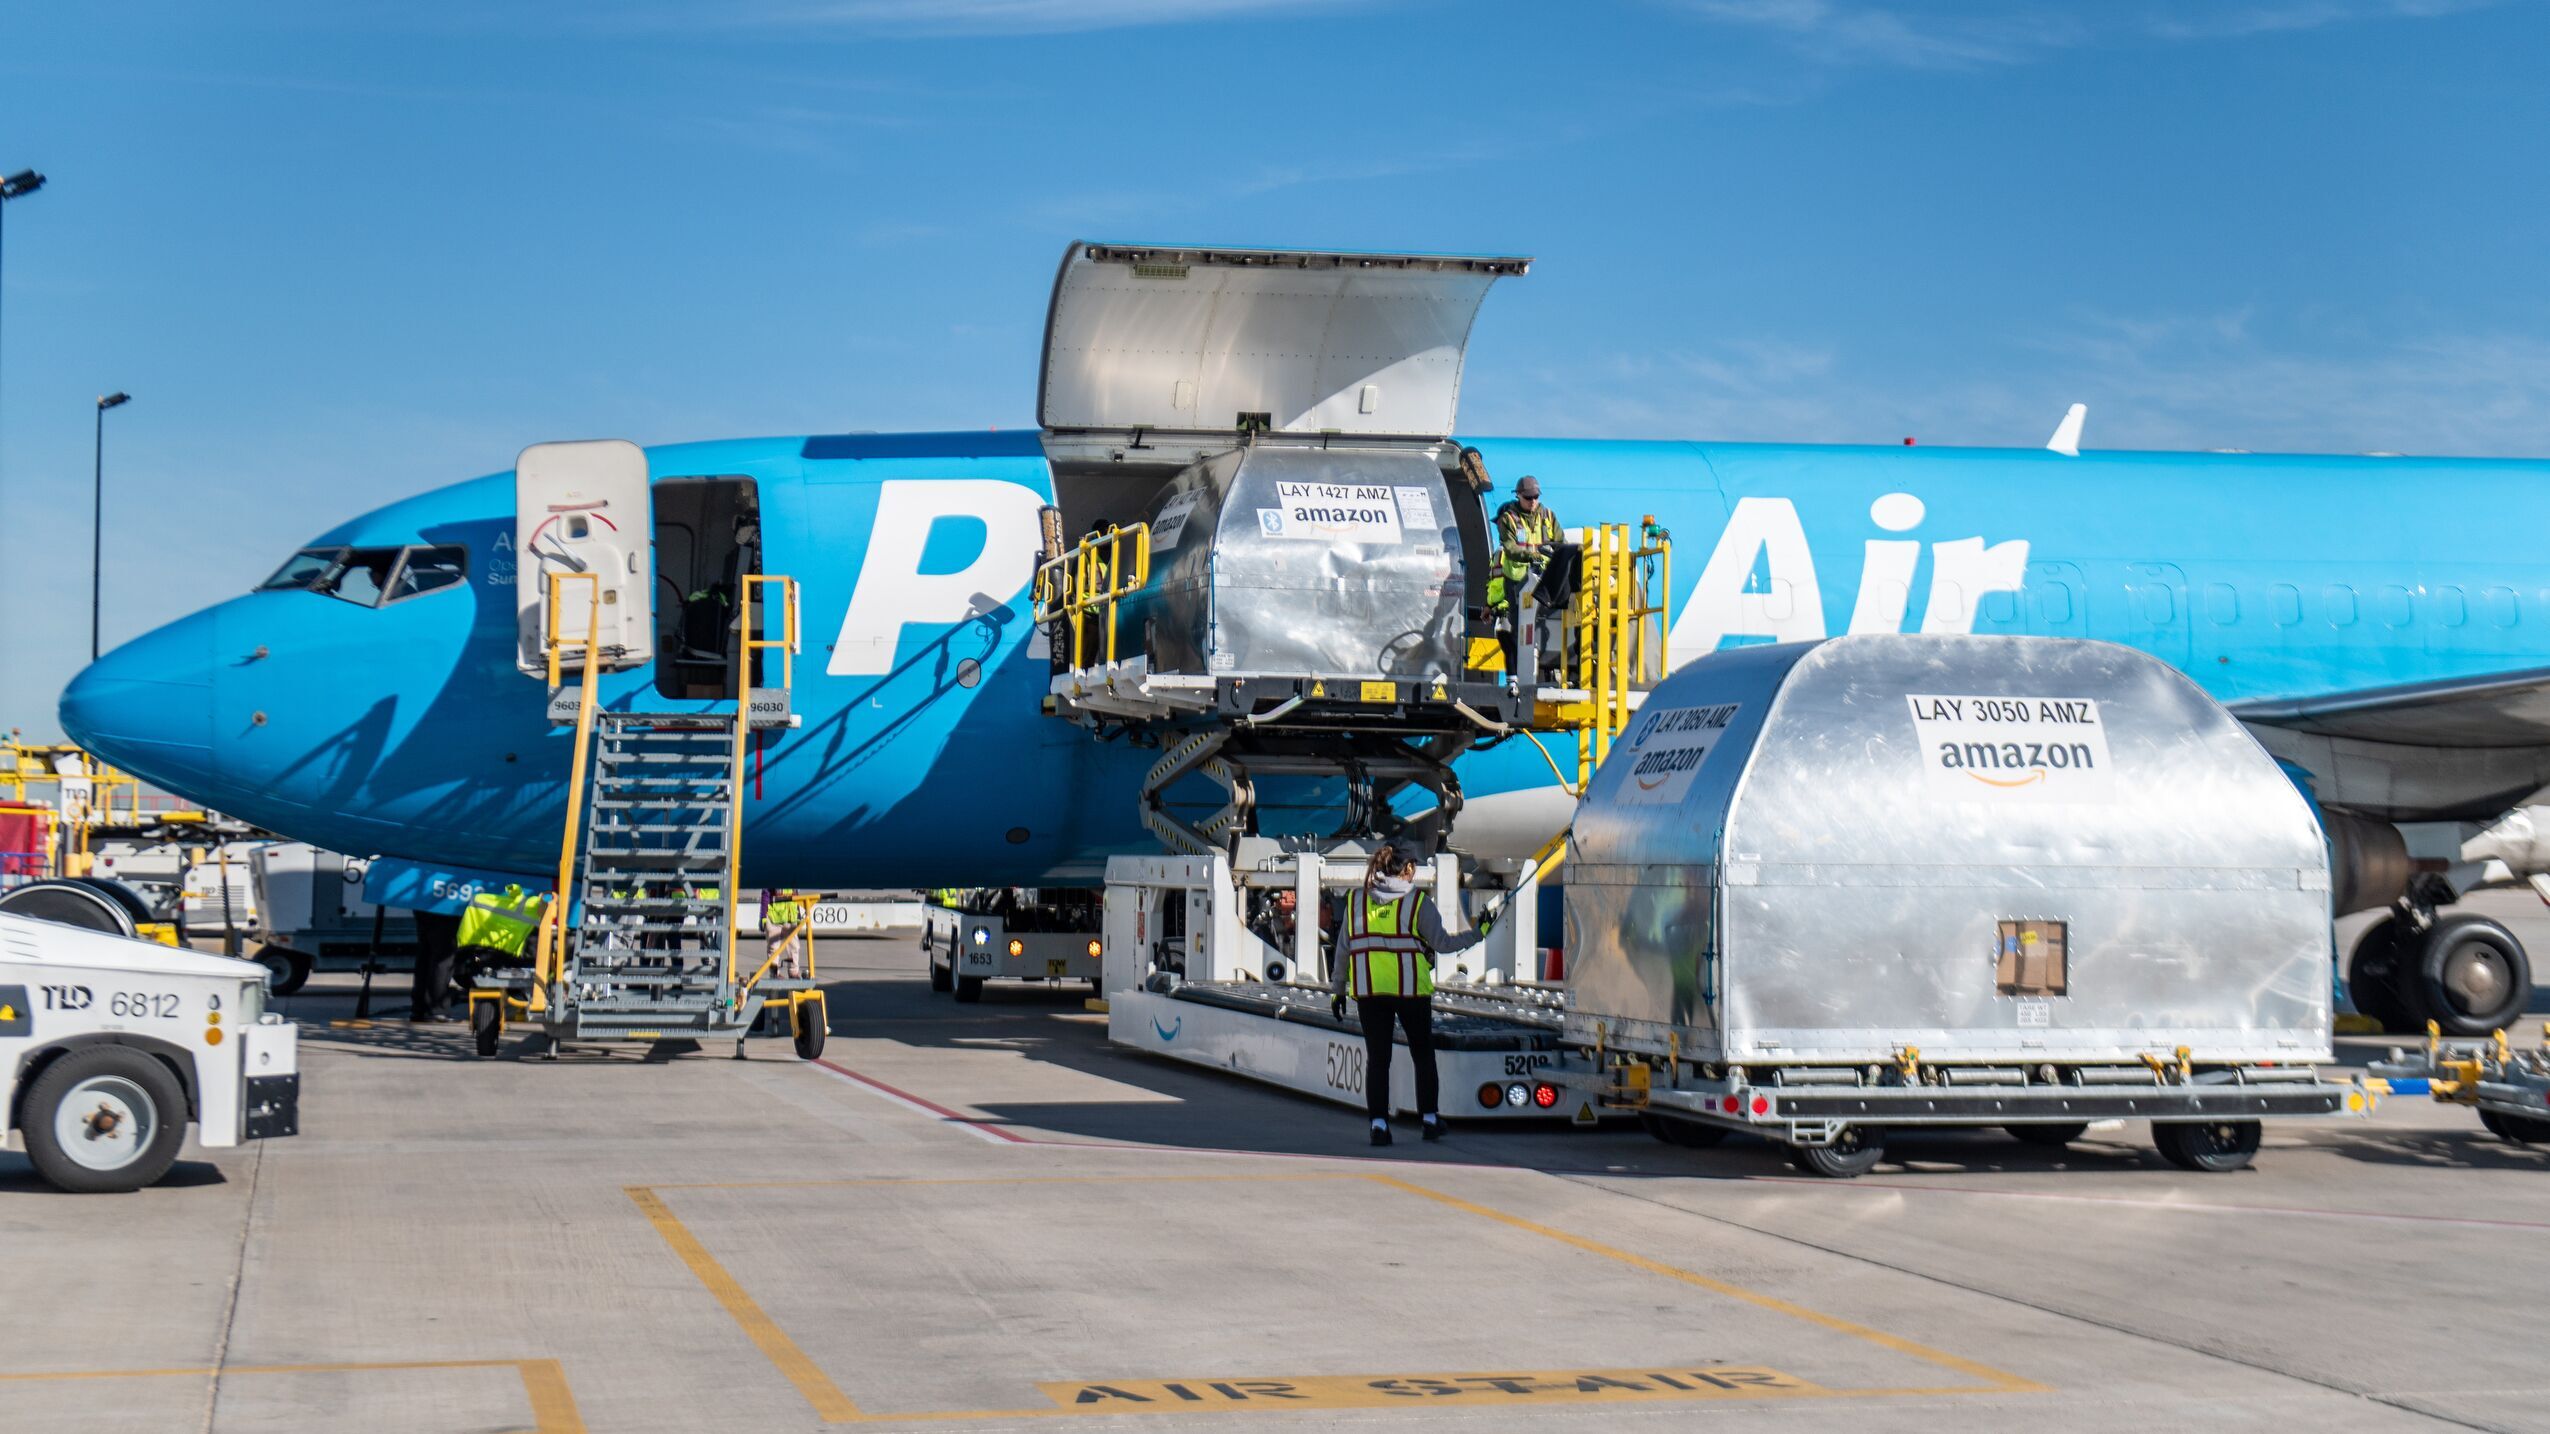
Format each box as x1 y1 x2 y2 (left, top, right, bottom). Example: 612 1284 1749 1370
1670 0 2087 70
2147 0 2507 41
1476 312 2550 458
1666 0 2515 70
615 0 1361 37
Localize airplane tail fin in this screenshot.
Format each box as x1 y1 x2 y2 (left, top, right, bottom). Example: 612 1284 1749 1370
2046 403 2087 457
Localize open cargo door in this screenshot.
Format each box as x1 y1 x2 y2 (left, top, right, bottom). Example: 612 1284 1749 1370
1039 242 1529 461
514 439 654 676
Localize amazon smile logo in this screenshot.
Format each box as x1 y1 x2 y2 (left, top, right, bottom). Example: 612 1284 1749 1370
1907 693 2116 804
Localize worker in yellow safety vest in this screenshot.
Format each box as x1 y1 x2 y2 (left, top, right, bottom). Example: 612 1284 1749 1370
762 887 810 979
440 884 545 1022
1326 842 1486 1146
1486 476 1561 612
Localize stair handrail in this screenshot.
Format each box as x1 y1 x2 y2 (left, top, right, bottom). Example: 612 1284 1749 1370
539 570 606 998
725 574 802 985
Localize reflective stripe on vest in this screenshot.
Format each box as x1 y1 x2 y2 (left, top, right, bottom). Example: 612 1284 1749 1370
1344 889 1433 999
459 888 542 956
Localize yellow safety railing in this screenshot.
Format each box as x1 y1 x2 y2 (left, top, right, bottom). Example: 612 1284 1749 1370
1568 520 1672 782
1033 523 1151 671
725 574 801 986
1514 521 1670 886
535 570 605 1003
1 741 164 877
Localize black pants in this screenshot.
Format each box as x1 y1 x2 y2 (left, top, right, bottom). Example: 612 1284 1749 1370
410 910 460 1019
1357 994 1439 1121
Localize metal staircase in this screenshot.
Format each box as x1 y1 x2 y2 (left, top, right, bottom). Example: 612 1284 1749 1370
566 713 739 1026
469 571 825 1060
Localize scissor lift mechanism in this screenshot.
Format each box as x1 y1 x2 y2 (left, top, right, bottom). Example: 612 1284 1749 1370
1043 518 1671 1119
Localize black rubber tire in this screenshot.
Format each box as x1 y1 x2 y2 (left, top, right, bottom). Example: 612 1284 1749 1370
2347 918 2417 1032
792 996 828 1061
20 1047 188 1194
2413 914 2530 1037
0 879 137 937
79 877 157 923
953 974 985 1003
2476 1108 2550 1144
252 945 314 997
2008 1122 2091 1146
1789 1127 1884 1178
471 1000 503 1058
928 955 954 993
1641 1111 1730 1148
2152 1119 2262 1172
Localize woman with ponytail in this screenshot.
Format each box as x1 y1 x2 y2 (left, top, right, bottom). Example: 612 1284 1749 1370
1327 841 1485 1146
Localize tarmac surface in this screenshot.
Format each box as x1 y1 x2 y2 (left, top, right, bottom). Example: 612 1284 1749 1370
4 927 2548 1434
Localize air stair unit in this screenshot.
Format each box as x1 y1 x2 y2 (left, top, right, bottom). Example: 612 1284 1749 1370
466 439 827 1060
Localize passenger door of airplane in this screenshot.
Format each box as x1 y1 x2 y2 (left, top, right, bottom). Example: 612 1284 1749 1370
2120 561 2193 666
2019 559 2089 638
514 440 655 676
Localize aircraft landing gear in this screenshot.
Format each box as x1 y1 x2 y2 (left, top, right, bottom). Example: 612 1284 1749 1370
2351 881 2532 1037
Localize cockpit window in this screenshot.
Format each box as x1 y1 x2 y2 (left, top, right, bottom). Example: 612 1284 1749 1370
261 548 347 591
327 549 401 607
387 545 467 602
259 544 468 608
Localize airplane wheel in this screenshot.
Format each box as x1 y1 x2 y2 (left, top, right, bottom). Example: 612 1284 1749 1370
253 945 314 996
20 1047 187 1193
2412 914 2530 1037
953 975 984 1003
2346 919 2416 1032
471 999 504 1058
792 996 828 1060
2008 1122 2090 1146
928 955 953 993
1641 1111 1728 1148
1789 1127 1883 1178
2153 1119 2261 1172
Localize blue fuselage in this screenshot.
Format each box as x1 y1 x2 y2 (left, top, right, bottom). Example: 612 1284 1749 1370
60 431 2550 887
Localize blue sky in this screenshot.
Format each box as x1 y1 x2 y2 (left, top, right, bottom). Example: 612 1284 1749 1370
3 0 2546 736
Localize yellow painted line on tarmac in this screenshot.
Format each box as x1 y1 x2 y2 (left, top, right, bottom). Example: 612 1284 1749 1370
1363 1173 2048 1394
0 1358 585 1433
628 1171 2049 1422
626 1184 864 1422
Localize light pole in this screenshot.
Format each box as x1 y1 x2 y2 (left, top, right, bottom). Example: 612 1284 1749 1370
0 170 46 516
93 392 129 661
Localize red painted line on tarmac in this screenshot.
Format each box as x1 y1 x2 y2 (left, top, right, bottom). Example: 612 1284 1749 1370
809 1058 1030 1144
1740 1175 2550 1232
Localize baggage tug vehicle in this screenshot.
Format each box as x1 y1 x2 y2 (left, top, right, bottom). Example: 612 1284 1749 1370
1 910 300 1192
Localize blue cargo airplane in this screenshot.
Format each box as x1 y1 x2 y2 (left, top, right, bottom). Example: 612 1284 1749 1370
56 243 2550 1035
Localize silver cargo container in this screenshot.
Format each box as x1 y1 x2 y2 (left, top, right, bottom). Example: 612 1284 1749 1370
1120 443 1470 684
1564 634 2361 1175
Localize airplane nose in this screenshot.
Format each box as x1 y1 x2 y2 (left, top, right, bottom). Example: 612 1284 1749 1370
58 614 218 795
